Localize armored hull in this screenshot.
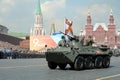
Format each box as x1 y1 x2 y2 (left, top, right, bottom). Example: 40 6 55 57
45 45 113 70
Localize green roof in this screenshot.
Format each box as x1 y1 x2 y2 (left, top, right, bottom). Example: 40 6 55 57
8 32 29 37
36 0 42 14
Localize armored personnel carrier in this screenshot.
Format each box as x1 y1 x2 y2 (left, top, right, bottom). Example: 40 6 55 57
45 33 113 70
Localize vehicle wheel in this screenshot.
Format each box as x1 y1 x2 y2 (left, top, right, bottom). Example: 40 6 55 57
84 56 93 69
48 62 57 69
58 64 67 70
95 56 103 68
103 56 110 68
69 63 74 69
74 56 84 70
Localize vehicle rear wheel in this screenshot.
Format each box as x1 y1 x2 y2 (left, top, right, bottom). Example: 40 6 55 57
74 56 84 70
58 64 67 70
48 62 57 69
103 56 110 68
95 56 103 68
84 56 93 69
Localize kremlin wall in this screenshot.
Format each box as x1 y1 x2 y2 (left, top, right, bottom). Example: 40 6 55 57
1 0 120 52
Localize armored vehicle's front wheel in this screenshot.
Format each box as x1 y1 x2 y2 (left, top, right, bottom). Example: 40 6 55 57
95 56 103 68
48 62 57 69
102 56 110 68
74 56 84 70
58 64 67 70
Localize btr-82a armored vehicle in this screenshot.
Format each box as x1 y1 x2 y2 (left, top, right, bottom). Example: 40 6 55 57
45 33 113 70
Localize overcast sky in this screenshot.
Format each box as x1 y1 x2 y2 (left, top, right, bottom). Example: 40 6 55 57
0 0 120 35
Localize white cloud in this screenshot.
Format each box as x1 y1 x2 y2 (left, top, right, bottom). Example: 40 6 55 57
0 0 16 13
42 0 66 19
41 0 66 34
1 0 15 5
76 4 110 16
90 4 110 15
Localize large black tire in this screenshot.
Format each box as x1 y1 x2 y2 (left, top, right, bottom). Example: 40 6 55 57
102 56 110 68
69 63 74 69
74 56 84 70
95 56 103 68
58 64 67 70
48 62 57 69
84 56 93 69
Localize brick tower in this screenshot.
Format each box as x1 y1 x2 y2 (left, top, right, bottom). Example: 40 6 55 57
85 10 93 39
107 9 116 47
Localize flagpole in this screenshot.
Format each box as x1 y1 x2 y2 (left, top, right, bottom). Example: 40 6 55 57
64 17 66 34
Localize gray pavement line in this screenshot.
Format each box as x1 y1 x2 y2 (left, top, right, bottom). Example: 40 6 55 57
96 74 120 80
0 64 47 69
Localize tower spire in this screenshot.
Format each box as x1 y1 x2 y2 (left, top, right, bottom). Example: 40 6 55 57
50 23 56 35
87 9 91 25
110 8 113 16
31 0 45 36
109 8 114 25
36 0 42 14
88 8 90 16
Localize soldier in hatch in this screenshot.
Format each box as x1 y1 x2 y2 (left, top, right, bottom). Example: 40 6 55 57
86 36 94 46
78 36 85 46
58 36 67 47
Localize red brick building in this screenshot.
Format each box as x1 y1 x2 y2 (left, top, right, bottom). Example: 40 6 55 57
81 9 120 48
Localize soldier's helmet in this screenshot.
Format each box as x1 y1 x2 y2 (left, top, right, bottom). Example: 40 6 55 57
61 36 65 39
